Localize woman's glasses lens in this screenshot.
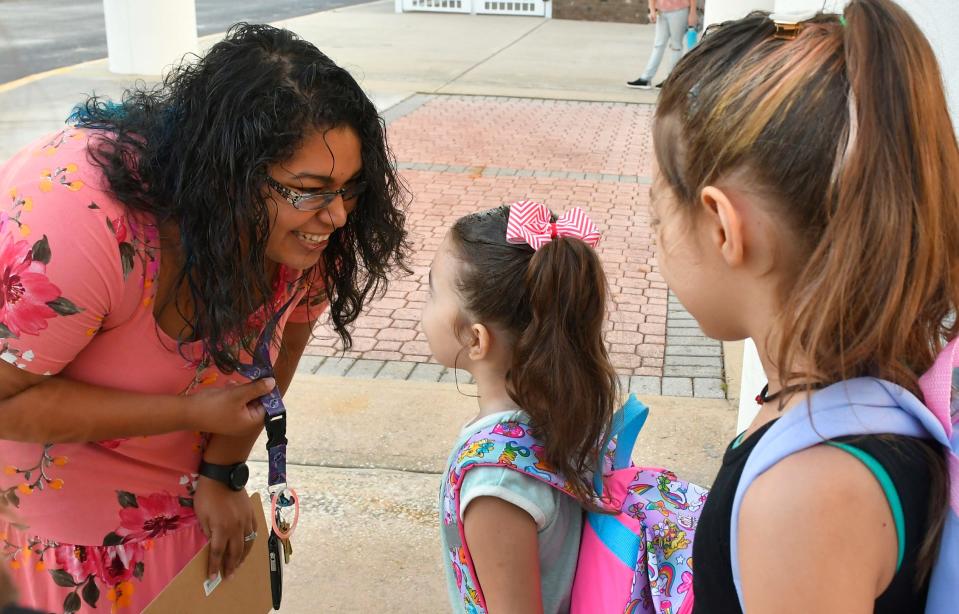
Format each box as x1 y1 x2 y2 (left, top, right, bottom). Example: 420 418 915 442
298 181 367 211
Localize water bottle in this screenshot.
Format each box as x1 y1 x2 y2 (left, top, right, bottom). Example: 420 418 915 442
686 26 698 50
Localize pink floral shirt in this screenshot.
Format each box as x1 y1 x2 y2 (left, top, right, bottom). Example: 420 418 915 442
0 128 324 612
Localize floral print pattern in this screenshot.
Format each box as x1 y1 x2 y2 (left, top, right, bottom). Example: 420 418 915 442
2 445 67 504
0 219 81 339
113 491 196 543
39 164 84 193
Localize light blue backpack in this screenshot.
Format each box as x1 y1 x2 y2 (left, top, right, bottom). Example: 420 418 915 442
730 339 959 613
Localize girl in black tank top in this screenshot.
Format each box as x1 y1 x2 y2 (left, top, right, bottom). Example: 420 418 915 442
692 421 940 613
646 0 957 610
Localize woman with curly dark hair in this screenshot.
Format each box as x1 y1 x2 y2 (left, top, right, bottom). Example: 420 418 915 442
0 23 407 612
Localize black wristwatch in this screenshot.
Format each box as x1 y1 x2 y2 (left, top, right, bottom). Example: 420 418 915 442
198 460 250 491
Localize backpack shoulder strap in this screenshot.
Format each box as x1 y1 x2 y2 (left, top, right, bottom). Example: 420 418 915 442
441 397 649 613
728 377 936 608
593 394 649 495
441 418 574 614
919 338 959 614
918 337 958 439
448 420 574 496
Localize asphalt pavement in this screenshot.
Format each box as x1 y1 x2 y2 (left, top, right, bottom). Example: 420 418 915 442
0 0 371 84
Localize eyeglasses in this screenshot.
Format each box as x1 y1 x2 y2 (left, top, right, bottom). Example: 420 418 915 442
266 175 366 212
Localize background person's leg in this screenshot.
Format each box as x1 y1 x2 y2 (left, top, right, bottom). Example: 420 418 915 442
659 8 689 82
635 15 670 83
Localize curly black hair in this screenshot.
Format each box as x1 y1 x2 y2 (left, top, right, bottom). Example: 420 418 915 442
71 23 409 372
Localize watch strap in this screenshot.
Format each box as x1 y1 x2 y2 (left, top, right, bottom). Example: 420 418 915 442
199 461 242 488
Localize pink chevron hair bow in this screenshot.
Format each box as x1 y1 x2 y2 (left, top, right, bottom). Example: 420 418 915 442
505 200 601 250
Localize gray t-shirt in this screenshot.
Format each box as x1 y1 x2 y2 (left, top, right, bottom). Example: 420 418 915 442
439 410 583 614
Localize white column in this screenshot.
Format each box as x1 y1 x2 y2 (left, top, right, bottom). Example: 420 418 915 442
103 0 199 75
727 0 959 432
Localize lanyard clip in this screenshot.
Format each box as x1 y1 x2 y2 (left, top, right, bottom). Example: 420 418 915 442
265 412 288 448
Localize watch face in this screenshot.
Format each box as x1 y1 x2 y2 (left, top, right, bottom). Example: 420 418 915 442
231 464 250 489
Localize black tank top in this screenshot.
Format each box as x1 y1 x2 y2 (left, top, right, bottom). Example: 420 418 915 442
692 419 939 613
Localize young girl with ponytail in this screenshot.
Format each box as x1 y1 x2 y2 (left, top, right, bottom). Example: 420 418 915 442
425 201 617 613
651 0 958 611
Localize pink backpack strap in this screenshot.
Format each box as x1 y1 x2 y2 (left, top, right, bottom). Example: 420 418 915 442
441 420 576 613
919 338 959 517
919 337 958 438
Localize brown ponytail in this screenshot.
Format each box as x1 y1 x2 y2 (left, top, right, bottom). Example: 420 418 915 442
836 0 957 582
799 0 959 391
655 0 958 581
450 206 618 505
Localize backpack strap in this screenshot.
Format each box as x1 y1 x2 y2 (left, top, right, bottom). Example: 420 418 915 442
728 377 944 609
918 337 958 438
441 396 649 613
919 338 959 614
441 418 575 613
594 394 649 496
918 337 959 519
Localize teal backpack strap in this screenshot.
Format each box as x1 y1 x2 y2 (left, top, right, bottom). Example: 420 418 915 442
593 394 649 497
825 441 905 572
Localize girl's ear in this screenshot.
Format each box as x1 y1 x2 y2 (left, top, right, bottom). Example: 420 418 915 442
700 185 745 268
467 323 492 361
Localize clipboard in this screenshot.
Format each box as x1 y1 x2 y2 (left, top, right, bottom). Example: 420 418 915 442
144 492 273 613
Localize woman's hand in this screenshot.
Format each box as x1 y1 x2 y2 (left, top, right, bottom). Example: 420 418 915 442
184 378 276 437
649 9 658 23
194 476 258 581
688 10 698 28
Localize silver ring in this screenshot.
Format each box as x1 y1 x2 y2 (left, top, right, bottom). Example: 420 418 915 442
243 531 257 542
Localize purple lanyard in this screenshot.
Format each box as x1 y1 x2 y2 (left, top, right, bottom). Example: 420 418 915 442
237 294 297 492
237 294 300 610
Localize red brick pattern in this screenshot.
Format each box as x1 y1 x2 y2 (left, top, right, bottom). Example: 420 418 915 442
385 97 655 176
307 96 666 376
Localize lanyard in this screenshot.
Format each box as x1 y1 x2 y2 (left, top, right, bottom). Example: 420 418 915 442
238 293 297 494
237 293 300 610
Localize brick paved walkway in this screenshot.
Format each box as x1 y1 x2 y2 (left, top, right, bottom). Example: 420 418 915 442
303 95 726 398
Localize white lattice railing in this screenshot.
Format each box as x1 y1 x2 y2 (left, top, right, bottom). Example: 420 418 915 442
402 0 471 13
474 0 546 15
398 0 549 17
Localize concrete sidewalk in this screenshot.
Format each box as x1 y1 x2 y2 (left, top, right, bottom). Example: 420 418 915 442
0 5 739 612
246 375 736 612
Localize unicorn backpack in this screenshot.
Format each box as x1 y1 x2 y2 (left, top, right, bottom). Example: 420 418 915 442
441 394 709 614
728 338 959 613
